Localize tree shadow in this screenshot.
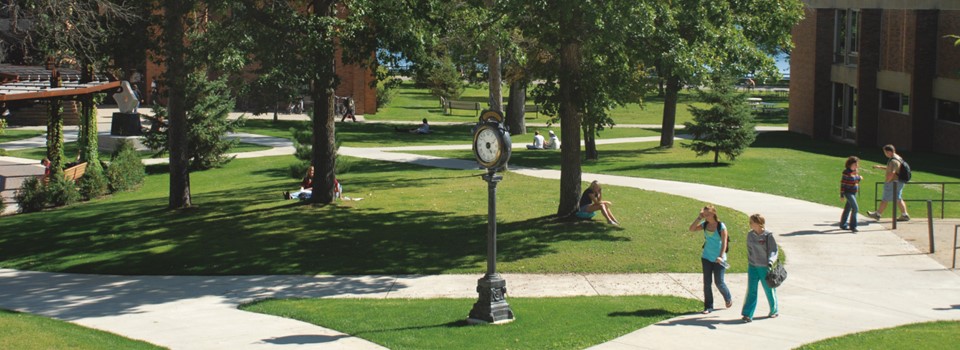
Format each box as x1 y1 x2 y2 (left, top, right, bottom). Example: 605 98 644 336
608 308 678 318
261 334 351 345
654 315 745 329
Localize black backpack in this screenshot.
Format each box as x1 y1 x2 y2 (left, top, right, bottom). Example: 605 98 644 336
896 158 912 183
702 221 731 253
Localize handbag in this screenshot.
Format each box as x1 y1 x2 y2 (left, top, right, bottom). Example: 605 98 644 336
766 261 787 288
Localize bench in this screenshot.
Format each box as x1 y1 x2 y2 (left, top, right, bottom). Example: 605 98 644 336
505 104 540 118
442 98 482 117
63 162 88 182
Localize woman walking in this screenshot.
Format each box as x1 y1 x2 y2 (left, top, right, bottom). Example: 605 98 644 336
741 213 779 323
839 156 863 232
688 205 732 314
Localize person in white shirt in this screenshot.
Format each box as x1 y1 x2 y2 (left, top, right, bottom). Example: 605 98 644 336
526 131 545 149
545 130 559 149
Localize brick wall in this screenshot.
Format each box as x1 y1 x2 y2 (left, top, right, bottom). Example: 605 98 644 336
789 7 819 136
937 11 960 79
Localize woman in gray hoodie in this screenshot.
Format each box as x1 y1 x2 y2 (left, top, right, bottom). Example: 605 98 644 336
741 213 779 323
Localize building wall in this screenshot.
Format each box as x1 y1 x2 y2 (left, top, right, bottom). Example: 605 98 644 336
789 7 819 136
937 11 960 79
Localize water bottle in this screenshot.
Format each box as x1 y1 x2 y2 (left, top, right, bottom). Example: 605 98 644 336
720 259 731 269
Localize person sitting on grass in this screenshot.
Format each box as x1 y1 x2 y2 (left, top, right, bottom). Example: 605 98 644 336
284 166 314 200
544 130 559 150
395 118 430 134
575 180 620 226
526 131 545 150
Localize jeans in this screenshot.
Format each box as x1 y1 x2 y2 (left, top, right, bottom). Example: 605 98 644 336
701 258 732 310
840 192 859 229
741 265 778 319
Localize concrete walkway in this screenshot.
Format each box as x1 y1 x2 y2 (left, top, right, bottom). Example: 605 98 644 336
2 126 959 349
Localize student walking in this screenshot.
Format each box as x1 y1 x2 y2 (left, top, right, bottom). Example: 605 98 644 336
868 144 910 221
688 205 732 314
839 156 863 232
741 213 779 323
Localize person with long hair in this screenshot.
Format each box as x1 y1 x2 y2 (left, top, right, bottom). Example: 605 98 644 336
688 205 732 314
284 166 314 200
576 180 620 226
839 156 863 232
741 213 779 323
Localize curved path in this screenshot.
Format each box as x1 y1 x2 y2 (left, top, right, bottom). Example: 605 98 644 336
1 130 959 349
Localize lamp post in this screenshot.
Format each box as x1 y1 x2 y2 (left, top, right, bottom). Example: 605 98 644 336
468 110 514 324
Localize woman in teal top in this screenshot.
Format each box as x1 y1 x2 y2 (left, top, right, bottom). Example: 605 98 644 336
688 205 732 314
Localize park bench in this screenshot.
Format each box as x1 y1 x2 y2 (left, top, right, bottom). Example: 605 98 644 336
505 104 541 118
62 162 88 182
442 98 482 117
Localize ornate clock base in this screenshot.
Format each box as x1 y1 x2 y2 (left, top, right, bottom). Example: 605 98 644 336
467 273 515 324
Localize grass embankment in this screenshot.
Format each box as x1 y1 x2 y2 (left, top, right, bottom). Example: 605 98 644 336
796 321 960 350
369 80 788 126
0 309 164 350
414 131 960 218
0 155 747 275
242 296 700 350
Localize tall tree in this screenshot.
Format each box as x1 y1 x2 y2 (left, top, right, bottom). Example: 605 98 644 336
157 0 196 209
683 74 756 165
509 0 655 217
649 0 802 148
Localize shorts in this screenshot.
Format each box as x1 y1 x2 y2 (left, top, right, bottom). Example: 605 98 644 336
882 181 904 202
576 204 596 219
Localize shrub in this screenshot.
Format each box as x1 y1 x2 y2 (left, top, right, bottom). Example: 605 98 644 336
14 176 47 213
45 177 81 207
106 139 146 192
78 166 110 200
376 79 402 108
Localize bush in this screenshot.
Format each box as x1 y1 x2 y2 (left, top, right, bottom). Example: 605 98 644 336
46 177 81 207
376 78 402 108
78 166 110 200
14 176 47 213
106 139 146 192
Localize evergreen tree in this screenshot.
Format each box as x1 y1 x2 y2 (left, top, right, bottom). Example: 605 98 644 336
683 75 757 165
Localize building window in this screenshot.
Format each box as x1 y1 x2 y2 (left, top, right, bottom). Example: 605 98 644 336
832 83 857 141
937 99 960 124
834 9 860 66
880 90 909 114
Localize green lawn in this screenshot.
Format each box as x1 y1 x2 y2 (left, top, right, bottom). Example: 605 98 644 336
369 80 789 126
0 309 164 350
796 321 960 350
0 155 748 275
413 131 960 218
238 119 659 148
6 141 271 161
0 129 45 144
242 296 700 350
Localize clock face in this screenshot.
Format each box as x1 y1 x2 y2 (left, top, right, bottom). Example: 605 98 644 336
476 127 500 164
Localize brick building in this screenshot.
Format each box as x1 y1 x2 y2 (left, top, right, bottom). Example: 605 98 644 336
789 0 960 155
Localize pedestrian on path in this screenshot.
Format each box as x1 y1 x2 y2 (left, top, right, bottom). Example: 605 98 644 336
688 205 732 314
839 156 863 232
576 180 620 226
741 213 779 323
868 144 910 222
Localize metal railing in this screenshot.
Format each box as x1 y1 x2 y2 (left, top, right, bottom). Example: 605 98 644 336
873 181 960 219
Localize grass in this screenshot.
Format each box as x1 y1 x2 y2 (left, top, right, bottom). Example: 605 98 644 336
412 131 960 218
6 141 271 161
369 80 789 126
0 155 749 275
0 129 45 144
241 296 700 350
0 309 164 350
238 119 659 147
796 321 960 350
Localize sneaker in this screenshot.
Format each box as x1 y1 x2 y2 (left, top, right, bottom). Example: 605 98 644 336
741 316 752 323
867 211 881 220
851 227 858 233
283 191 290 200
897 214 910 222
839 225 848 230
726 299 734 308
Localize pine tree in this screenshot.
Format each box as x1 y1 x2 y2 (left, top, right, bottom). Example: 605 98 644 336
683 74 756 165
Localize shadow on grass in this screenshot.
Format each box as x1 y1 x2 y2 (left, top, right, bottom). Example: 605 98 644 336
608 308 680 318
352 320 472 336
262 335 351 345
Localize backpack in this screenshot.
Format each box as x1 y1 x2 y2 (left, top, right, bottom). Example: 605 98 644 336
702 221 731 253
896 157 912 183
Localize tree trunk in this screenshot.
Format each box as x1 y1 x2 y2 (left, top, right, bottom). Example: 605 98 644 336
557 39 583 218
659 76 680 148
78 63 101 171
485 0 502 113
165 0 192 209
46 67 64 176
310 0 338 205
583 124 598 160
714 150 720 165
505 80 526 135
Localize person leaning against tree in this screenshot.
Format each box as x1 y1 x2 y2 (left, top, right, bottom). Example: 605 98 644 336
741 213 779 323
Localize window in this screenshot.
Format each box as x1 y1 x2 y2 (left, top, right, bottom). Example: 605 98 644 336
880 90 909 114
832 83 857 141
937 99 960 124
834 9 860 66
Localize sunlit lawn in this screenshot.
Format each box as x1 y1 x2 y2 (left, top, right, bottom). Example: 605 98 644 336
413 131 960 218
0 309 163 350
6 141 271 161
242 296 700 350
369 80 789 126
797 321 960 350
0 129 45 144
0 155 748 275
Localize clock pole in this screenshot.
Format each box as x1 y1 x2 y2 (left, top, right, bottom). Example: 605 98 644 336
468 169 515 324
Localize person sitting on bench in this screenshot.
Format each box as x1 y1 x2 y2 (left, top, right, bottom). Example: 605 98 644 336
396 118 430 134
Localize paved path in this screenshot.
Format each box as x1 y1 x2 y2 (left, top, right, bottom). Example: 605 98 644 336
2 125 959 349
